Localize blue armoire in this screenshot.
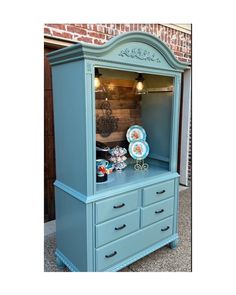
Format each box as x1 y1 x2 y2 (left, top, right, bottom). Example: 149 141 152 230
48 32 189 272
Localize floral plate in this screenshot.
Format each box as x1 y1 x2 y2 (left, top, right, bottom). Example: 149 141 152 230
126 125 146 143
128 140 149 160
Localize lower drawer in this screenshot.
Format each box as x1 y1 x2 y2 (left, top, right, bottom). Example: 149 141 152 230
141 197 174 228
96 210 140 248
96 216 173 271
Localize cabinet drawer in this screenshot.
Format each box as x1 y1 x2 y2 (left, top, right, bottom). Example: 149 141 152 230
95 190 139 224
141 197 174 227
96 210 140 248
143 180 175 206
96 216 173 271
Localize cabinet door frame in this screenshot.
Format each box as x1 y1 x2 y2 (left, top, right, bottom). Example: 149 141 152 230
179 68 191 186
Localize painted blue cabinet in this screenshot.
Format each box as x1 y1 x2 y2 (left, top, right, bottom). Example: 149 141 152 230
48 32 189 271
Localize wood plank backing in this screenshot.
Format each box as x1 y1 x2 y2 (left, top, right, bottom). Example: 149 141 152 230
116 118 142 132
96 99 140 109
44 46 56 222
103 78 134 88
104 140 128 149
96 81 142 144
96 131 126 143
44 90 54 136
96 90 138 100
44 48 53 91
96 108 140 118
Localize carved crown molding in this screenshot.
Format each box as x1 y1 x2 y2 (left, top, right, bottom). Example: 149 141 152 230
119 48 161 63
48 32 190 70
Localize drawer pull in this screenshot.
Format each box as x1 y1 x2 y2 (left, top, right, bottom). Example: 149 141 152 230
105 251 117 258
155 209 164 214
113 203 125 209
161 226 170 232
115 224 126 231
156 190 166 195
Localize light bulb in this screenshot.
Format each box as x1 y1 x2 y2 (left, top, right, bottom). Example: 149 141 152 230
136 81 144 92
94 77 101 89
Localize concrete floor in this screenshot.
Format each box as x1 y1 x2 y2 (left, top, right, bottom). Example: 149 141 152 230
44 186 191 272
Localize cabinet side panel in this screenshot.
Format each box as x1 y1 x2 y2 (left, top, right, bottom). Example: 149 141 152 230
51 61 87 194
55 188 88 271
173 177 180 234
169 75 181 172
142 92 172 162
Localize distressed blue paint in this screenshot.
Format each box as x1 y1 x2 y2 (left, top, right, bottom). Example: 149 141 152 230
169 238 179 249
141 197 174 228
96 209 140 247
105 233 179 271
48 32 190 71
95 190 139 224
55 188 89 271
55 249 80 272
169 74 182 172
85 202 94 271
55 255 65 268
142 92 172 162
51 61 89 195
96 160 170 194
142 179 175 206
96 216 173 271
173 177 180 234
54 172 179 203
48 32 188 272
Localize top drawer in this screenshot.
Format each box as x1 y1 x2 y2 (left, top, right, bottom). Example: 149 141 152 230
95 190 139 224
143 180 175 206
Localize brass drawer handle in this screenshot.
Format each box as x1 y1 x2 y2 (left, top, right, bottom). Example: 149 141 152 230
155 209 164 214
105 251 117 258
113 203 125 209
156 190 166 195
115 224 126 231
161 226 170 232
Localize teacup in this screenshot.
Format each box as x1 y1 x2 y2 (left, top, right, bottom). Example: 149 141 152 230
106 163 114 175
96 159 109 177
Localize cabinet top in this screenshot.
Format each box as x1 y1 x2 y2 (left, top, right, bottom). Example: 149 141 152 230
47 32 190 72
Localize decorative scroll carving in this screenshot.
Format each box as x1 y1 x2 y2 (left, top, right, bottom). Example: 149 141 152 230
119 48 161 63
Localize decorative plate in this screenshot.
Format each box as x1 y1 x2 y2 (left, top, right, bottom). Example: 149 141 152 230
126 125 146 143
128 140 149 160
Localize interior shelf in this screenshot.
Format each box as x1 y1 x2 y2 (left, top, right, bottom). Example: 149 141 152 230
96 161 169 193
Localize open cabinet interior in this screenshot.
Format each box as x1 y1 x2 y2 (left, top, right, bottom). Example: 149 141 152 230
95 67 174 193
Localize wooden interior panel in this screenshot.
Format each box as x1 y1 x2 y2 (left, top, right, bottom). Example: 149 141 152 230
44 50 53 91
96 99 138 109
44 46 56 222
103 78 134 88
44 90 54 136
96 79 141 146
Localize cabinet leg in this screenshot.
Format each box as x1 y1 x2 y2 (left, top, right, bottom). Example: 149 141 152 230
56 256 65 269
169 238 179 249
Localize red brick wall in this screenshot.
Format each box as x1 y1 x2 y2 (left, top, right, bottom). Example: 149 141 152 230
44 23 192 64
